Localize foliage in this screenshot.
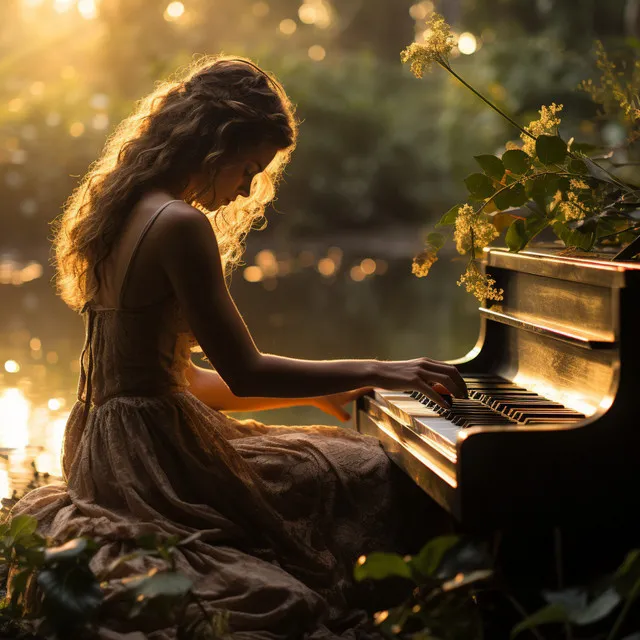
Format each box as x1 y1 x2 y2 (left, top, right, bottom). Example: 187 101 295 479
356 534 640 640
404 13 640 303
0 466 232 639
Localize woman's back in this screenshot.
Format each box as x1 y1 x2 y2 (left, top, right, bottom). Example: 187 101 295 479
80 193 196 409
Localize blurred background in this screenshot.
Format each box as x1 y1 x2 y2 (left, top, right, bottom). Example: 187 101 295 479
0 0 637 493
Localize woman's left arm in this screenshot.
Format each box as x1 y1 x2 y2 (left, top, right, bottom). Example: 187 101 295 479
186 360 372 420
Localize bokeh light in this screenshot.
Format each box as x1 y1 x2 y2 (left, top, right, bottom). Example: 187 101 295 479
164 1 185 21
252 1 269 17
78 0 98 20
308 45 326 61
53 0 74 13
243 266 263 282
279 19 297 35
4 360 20 374
457 32 477 55
69 122 85 137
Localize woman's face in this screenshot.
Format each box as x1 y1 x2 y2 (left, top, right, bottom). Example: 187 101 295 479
187 142 280 210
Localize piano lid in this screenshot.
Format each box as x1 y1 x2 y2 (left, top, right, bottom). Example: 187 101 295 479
485 245 640 288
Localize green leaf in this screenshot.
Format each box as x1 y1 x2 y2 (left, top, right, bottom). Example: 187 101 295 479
37 565 103 623
426 232 445 250
493 187 513 211
568 158 588 175
436 205 459 228
131 572 193 600
542 587 620 625
535 135 567 165
136 533 160 550
441 569 493 592
464 173 495 199
410 535 461 579
474 155 505 180
614 549 640 597
9 515 37 541
44 537 91 565
502 149 531 175
506 219 527 251
9 568 32 609
552 222 595 250
509 183 528 207
353 552 412 582
510 603 568 639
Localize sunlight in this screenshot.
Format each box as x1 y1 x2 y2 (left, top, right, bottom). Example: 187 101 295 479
0 388 30 448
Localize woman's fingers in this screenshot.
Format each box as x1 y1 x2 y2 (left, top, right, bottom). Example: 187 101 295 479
420 383 451 411
427 372 465 400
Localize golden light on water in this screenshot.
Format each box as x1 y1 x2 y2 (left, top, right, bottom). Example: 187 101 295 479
255 250 278 277
53 0 74 13
317 257 336 277
77 0 98 20
0 388 30 448
0 469 9 500
47 398 62 411
457 32 477 55
243 265 263 283
360 258 376 275
164 1 185 21
4 360 20 374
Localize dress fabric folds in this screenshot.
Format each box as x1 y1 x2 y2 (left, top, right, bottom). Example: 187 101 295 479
5 202 433 639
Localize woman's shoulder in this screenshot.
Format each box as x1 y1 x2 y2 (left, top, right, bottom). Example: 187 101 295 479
143 195 212 242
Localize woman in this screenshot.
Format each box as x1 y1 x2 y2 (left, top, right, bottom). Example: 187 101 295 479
8 55 466 639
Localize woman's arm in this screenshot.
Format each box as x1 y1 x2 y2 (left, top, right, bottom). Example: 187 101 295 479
186 360 373 421
156 202 465 407
186 360 315 411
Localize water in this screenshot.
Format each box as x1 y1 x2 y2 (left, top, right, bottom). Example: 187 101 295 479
0 237 480 499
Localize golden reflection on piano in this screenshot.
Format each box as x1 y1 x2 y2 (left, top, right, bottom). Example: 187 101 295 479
357 246 640 528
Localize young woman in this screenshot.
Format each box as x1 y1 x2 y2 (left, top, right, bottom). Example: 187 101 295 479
9 55 466 639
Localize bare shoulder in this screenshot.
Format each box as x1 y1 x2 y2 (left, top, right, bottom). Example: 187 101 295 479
152 201 216 250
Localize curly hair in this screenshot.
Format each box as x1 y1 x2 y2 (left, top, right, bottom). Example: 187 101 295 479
52 54 298 311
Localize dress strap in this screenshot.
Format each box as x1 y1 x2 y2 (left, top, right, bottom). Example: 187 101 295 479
77 300 96 431
118 199 182 309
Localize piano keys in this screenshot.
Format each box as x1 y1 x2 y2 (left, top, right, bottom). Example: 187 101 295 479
356 246 640 528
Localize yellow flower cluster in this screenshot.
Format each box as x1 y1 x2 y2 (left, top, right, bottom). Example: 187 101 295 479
400 13 456 77
412 248 438 278
453 204 499 255
550 180 593 222
521 103 563 156
457 262 504 303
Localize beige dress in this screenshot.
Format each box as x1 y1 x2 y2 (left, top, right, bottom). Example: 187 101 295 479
7 200 434 639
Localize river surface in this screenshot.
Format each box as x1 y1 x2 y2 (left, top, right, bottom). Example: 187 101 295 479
0 234 480 499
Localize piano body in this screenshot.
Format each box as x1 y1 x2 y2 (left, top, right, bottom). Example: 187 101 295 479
357 247 640 528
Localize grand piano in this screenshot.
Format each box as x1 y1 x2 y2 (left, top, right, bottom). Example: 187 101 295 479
356 246 640 528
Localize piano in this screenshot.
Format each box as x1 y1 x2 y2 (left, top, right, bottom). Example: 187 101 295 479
357 246 640 528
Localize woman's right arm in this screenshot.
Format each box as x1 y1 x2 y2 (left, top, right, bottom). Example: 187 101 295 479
156 203 466 407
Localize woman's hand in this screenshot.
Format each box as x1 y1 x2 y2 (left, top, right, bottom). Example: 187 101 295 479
310 387 374 422
375 358 467 410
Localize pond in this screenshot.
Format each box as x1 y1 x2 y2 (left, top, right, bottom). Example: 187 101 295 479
0 233 480 499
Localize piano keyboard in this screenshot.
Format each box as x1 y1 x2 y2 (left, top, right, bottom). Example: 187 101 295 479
373 374 586 450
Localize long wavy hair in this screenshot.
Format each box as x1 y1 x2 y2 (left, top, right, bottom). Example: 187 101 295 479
52 55 298 311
